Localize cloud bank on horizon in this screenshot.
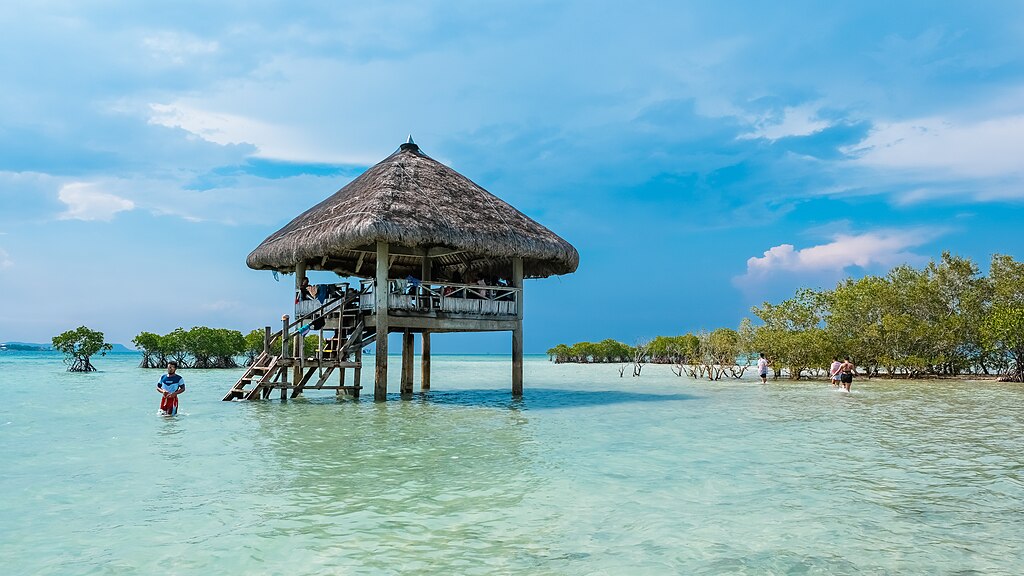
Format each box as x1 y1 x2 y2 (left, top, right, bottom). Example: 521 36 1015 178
1 1 1023 350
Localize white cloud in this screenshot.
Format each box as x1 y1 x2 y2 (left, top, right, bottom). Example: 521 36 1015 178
740 229 941 280
147 101 371 164
845 115 1024 179
202 299 243 312
0 248 12 269
149 102 278 149
143 31 219 66
740 103 832 141
57 182 135 221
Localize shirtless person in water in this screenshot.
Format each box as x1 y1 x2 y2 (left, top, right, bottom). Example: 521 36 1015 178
839 357 856 392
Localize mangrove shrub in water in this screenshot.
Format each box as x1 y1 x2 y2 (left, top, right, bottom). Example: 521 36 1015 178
133 327 246 369
549 252 1024 381
52 326 113 372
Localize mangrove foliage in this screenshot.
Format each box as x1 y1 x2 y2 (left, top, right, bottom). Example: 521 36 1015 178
52 326 113 372
549 253 1024 382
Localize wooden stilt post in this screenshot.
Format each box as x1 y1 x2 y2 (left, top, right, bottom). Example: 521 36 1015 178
421 251 431 391
401 330 414 395
293 334 303 394
374 241 389 401
512 257 524 396
293 262 306 395
338 366 346 397
421 333 431 391
353 344 362 398
281 314 290 401
295 261 306 298
263 326 271 356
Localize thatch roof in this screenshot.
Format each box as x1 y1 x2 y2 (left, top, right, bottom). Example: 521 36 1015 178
247 141 579 280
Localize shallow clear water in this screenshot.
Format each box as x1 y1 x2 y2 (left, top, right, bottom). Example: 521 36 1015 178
2 351 1023 575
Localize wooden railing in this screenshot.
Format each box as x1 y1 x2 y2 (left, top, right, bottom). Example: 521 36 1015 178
295 282 353 317
358 279 519 316
265 287 361 357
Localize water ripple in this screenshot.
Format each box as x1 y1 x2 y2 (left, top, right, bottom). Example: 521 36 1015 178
1 354 1023 574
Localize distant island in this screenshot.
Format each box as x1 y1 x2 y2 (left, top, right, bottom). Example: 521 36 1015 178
1 342 133 352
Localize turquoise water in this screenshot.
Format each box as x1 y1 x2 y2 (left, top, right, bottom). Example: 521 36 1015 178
2 351 1023 575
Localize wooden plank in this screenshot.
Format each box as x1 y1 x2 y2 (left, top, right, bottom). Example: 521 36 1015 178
246 366 280 400
314 366 336 389
291 366 318 398
349 243 466 259
368 314 519 332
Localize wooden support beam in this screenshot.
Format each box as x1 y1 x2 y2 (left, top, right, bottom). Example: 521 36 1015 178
367 314 519 332
401 330 414 395
375 241 389 401
281 315 290 401
421 252 432 391
421 332 431 391
353 342 362 398
291 366 318 398
314 366 336 389
512 257 524 396
293 333 303 390
350 243 467 259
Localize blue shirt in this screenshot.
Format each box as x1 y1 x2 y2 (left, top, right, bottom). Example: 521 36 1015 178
159 374 184 394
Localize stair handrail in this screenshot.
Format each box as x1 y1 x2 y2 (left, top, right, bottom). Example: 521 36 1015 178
264 290 362 356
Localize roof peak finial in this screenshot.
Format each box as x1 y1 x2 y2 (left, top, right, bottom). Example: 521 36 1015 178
400 135 419 152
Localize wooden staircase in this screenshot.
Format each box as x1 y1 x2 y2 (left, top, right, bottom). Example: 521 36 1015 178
223 291 376 401
222 352 280 401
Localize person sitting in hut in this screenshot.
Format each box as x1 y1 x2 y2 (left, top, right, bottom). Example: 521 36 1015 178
297 276 316 302
405 275 421 294
496 277 514 300
345 285 358 302
466 272 487 299
443 272 463 297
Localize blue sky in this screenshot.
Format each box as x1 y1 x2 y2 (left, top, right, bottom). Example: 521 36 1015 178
2 1 1023 352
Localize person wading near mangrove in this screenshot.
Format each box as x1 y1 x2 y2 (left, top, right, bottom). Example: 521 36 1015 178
829 357 843 388
157 361 185 415
758 353 770 384
839 356 856 392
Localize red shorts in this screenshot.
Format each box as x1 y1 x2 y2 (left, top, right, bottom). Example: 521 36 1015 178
160 395 178 415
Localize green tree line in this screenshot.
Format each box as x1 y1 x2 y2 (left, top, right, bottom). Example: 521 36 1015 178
133 327 322 369
549 253 1024 382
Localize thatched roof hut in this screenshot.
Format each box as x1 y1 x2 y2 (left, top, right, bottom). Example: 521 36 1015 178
247 140 579 280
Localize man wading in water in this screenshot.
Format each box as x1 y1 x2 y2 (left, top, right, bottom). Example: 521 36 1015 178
839 356 856 392
758 353 770 384
157 361 186 415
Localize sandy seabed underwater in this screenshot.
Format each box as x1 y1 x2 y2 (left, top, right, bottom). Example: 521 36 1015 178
1 351 1023 575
